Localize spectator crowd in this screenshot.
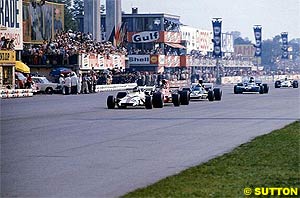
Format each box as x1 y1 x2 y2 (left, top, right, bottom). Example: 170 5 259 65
21 30 127 66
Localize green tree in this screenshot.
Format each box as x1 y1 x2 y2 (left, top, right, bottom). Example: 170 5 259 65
72 0 84 18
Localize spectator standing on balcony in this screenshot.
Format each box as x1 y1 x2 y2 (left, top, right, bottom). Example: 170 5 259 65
59 74 65 94
64 73 71 95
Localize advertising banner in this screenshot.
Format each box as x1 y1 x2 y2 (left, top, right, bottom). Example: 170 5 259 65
165 56 180 67
221 33 234 53
212 20 222 57
89 53 98 69
79 54 125 70
253 26 262 57
128 55 150 65
0 0 23 50
127 31 181 43
234 45 255 57
162 32 181 43
197 30 213 52
131 31 159 43
22 1 64 43
150 55 165 65
0 50 16 63
281 32 288 59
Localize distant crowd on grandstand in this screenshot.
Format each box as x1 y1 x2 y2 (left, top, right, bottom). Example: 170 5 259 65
20 30 127 66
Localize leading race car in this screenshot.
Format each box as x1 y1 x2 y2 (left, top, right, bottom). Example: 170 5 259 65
107 86 154 109
274 78 298 88
234 77 269 94
150 79 190 108
184 82 222 101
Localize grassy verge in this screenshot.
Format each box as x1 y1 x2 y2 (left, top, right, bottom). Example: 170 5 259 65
123 121 300 198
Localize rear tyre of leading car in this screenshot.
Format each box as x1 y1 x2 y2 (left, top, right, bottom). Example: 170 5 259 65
152 92 164 108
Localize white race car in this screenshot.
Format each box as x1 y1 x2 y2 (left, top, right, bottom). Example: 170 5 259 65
107 86 154 109
275 78 298 88
185 83 222 101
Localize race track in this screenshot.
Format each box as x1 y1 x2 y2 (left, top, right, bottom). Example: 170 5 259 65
1 86 299 197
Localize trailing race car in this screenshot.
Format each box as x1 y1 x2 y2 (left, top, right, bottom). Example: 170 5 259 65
184 82 222 101
107 86 154 109
274 78 298 88
150 79 190 108
234 77 269 94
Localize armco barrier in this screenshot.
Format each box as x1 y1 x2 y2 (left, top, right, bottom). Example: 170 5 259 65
95 83 137 92
0 89 33 98
221 74 300 85
169 80 190 88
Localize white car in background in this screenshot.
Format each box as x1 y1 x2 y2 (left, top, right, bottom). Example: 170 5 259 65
275 78 298 88
32 76 59 94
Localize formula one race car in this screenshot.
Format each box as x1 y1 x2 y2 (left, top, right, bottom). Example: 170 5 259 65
107 86 154 109
150 80 190 108
234 77 269 94
274 78 298 88
184 83 222 101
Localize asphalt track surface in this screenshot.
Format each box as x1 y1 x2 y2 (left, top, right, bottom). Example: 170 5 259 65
1 86 299 197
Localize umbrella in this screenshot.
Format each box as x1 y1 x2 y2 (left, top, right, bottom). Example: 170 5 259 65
15 61 30 73
50 67 72 76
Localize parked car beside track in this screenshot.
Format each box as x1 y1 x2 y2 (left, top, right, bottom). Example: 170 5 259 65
32 76 59 94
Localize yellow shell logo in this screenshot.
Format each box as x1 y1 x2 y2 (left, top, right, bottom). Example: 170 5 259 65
151 56 158 63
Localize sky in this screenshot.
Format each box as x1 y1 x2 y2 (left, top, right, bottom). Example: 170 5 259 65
120 0 300 41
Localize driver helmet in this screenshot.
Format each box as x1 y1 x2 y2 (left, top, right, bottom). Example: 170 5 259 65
249 77 254 83
133 86 139 92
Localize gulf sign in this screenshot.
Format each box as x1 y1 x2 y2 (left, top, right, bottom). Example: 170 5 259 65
131 31 159 43
128 31 181 43
0 0 23 50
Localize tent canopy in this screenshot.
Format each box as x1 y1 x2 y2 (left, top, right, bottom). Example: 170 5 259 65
15 61 30 73
50 67 73 76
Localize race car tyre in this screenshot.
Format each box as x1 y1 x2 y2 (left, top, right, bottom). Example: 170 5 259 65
208 90 214 101
145 96 152 109
213 88 222 101
259 86 264 94
180 91 190 105
292 81 298 88
107 95 115 109
275 81 281 88
263 84 269 93
152 92 164 108
172 93 180 107
116 92 127 100
234 85 239 94
45 87 54 95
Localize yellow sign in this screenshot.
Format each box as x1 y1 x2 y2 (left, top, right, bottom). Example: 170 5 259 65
0 50 16 63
